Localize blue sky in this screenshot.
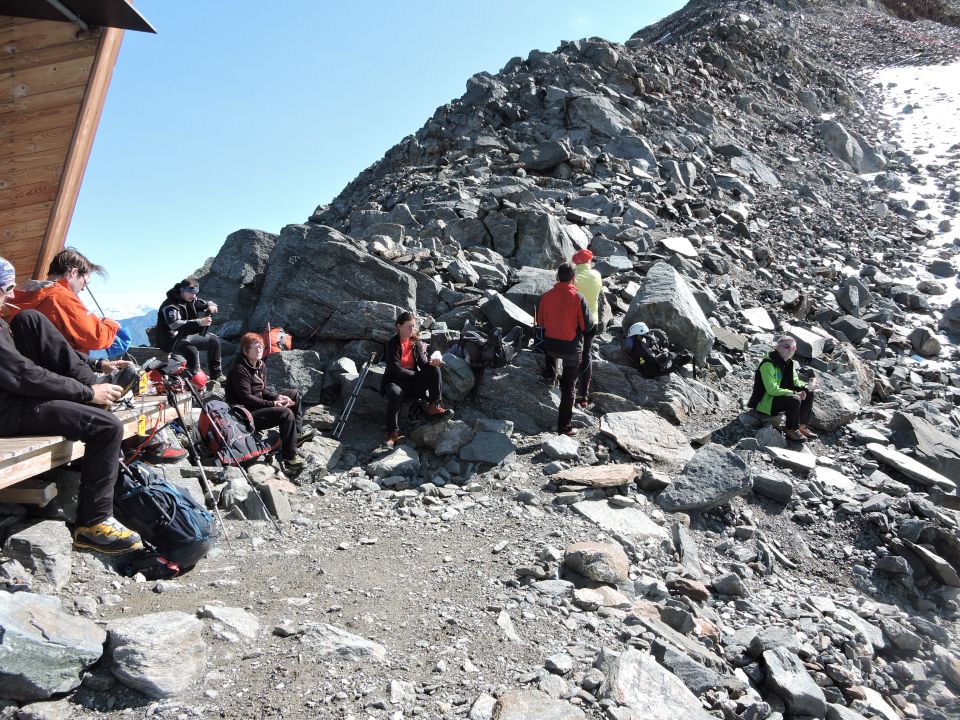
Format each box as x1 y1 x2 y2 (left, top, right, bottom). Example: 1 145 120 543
69 1 686 315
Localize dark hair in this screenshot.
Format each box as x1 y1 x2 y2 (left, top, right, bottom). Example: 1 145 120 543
395 311 419 340
47 247 105 279
239 332 263 352
179 277 199 289
556 263 575 282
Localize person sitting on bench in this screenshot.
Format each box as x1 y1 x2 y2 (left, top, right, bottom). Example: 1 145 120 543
0 256 142 555
225 332 314 473
381 311 452 447
156 277 224 383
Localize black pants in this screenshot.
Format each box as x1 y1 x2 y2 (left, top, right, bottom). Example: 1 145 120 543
250 389 302 460
577 331 595 397
384 366 442 433
770 390 816 430
4 311 122 527
544 351 580 433
173 333 221 376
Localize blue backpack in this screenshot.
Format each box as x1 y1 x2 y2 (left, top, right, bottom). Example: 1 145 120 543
113 461 217 570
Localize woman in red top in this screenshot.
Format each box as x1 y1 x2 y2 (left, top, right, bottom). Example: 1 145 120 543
380 311 452 446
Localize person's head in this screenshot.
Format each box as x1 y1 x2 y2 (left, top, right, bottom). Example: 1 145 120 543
774 335 797 361
48 247 104 294
0 257 16 310
571 249 593 266
395 311 418 340
240 332 264 364
178 277 200 302
557 263 575 283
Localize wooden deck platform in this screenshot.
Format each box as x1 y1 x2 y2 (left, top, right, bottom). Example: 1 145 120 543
0 393 192 494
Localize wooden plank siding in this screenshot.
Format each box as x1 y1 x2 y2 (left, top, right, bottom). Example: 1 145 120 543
0 14 123 281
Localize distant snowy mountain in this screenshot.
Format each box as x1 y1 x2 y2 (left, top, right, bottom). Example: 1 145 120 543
116 307 157 347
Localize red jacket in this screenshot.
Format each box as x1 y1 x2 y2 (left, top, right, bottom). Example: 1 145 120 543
538 282 595 355
9 279 119 353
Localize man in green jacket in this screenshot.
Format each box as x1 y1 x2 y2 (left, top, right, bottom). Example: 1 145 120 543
747 336 818 442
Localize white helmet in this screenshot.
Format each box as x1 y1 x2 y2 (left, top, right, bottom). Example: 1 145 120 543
628 322 649 337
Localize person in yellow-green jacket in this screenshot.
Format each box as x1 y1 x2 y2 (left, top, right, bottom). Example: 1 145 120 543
572 249 602 407
747 335 818 442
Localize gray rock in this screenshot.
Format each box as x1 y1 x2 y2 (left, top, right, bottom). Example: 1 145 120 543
440 352 476 402
198 605 260 640
817 120 886 173
572 500 667 542
447 256 480 285
460 432 516 465
763 646 827 717
318 300 403 344
765 446 817 472
478 365 562 433
470 693 497 720
484 211 518 257
623 262 715 364
108 611 205 698
563 541 630 585
939 299 960 334
300 623 387 661
368 446 420 478
749 627 801 658
0 591 105 701
656 444 750 512
264 350 325 405
2 521 72 593
835 276 873 318
520 140 571 172
600 649 714 719
15 698 75 720
301 435 343 471
480 292 535 333
652 642 721 694
785 325 826 359
567 93 636 137
494 688 584 720
909 327 941 357
810 391 860 432
599 410 694 471
890 412 960 484
430 420 475 456
510 210 575 270
506 267 556 311
866 443 956 492
827 704 871 720
831 315 871 345
542 435 579 460
712 572 747 597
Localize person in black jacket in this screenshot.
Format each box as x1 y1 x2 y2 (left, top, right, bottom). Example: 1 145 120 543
0 257 141 555
156 277 223 382
381 311 452 446
225 332 314 473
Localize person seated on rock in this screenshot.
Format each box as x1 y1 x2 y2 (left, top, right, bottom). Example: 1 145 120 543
572 248 603 408
0 256 142 555
381 311 452 447
622 322 694 379
8 247 135 381
747 335 818 443
156 277 224 383
538 263 595 436
225 332 314 473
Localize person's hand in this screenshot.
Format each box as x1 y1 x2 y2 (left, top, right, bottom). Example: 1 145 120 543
796 390 807 401
91 383 123 406
100 359 132 373
429 357 443 367
199 316 213 327
807 377 818 390
207 302 218 315
276 394 293 407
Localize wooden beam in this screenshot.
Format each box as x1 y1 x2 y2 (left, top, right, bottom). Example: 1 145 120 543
36 26 124 279
0 56 93 103
2 38 98 75
0 214 46 242
0 158 63 190
0 200 53 225
0 19 88 57
0 177 58 212
0 83 85 116
0 239 45 266
0 123 73 155
0 478 57 505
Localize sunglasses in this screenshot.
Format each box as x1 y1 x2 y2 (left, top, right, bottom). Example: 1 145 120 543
1 282 15 293
182 287 200 294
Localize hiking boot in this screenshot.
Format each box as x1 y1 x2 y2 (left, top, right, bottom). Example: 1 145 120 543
798 425 819 439
73 517 143 554
283 454 306 473
211 374 228 385
424 400 453 419
385 430 402 447
575 395 590 408
297 427 316 446
539 376 558 388
559 427 576 437
784 428 807 442
141 441 187 464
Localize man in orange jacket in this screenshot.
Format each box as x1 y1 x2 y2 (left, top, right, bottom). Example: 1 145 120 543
9 248 124 356
538 263 595 436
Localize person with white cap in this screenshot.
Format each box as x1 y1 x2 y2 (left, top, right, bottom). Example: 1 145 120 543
0 256 142 555
571 248 603 407
623 322 693 378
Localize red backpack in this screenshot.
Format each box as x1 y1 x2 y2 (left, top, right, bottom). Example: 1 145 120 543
196 397 279 466
262 323 292 357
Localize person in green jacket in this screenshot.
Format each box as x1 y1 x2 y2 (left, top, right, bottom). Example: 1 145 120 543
572 249 603 407
747 335 818 442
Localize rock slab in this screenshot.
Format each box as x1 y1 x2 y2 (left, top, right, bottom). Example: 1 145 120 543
763 646 827 717
600 649 715 719
657 443 751 511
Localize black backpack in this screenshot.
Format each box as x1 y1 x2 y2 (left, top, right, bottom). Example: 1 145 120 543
197 396 280 466
113 461 217 570
448 327 522 370
624 329 673 379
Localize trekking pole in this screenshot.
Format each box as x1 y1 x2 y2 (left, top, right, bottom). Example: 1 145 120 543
182 381 284 536
333 352 377 439
163 384 233 548
85 286 107 317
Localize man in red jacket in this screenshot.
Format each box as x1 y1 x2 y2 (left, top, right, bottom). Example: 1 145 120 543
538 263 595 436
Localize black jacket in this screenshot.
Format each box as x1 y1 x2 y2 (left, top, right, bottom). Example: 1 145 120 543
0 318 93 427
381 333 430 392
747 351 804 411
225 356 277 411
156 286 213 351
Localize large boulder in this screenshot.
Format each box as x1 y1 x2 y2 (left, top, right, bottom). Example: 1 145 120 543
440 353 475 402
506 266 556 313
763 647 827 717
567 93 637 137
623 262 715 364
263 349 325 405
599 410 694 472
817 120 886 173
199 228 278 338
508 209 576 269
248 228 418 335
477 364 565 433
0 591 105 701
563 542 630 585
809 391 860 432
939 299 960 334
657 444 751 512
317 301 404 343
108 611 205 699
480 292 535 333
599 649 715 719
519 140 571 172
494 688 585 720
889 412 960 484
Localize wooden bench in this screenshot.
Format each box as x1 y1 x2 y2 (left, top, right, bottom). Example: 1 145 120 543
0 393 192 502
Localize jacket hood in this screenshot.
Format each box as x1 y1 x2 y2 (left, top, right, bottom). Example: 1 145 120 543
166 285 184 300
11 279 66 313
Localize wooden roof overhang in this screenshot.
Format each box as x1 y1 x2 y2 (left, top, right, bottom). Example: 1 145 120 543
0 1 154 279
